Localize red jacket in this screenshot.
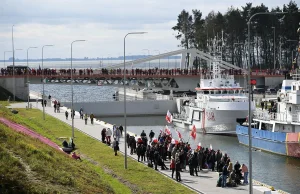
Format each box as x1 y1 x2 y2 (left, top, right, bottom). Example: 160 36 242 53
170 159 175 169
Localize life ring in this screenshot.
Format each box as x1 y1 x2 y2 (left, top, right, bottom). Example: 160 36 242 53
279 93 285 99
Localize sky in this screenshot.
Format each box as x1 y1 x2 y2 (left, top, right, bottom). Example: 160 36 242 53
0 0 287 60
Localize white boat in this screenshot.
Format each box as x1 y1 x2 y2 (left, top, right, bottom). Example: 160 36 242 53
172 39 255 135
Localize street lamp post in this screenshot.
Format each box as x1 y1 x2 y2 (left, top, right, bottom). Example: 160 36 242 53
71 40 86 139
272 26 276 69
27 47 38 109
154 50 160 69
124 32 147 169
42 45 54 120
143 49 150 69
12 25 15 101
248 11 287 194
4 51 12 68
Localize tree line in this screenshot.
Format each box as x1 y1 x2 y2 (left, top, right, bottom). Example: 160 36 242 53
172 1 300 70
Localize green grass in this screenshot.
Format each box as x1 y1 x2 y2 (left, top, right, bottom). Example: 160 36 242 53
0 108 131 194
0 106 195 194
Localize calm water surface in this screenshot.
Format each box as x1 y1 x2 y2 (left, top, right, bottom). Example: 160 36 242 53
30 84 300 194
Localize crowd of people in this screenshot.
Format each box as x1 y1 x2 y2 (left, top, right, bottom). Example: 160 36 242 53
99 126 249 187
0 66 290 77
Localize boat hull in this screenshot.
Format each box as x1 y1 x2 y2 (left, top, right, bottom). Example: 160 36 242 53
173 109 248 135
236 125 300 158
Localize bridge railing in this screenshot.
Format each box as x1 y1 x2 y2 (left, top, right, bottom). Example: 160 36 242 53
1 68 287 77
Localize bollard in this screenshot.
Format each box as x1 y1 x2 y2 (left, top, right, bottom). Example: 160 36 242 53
30 103 32 109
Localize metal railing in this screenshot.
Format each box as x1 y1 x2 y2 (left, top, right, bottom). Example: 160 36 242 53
253 110 294 123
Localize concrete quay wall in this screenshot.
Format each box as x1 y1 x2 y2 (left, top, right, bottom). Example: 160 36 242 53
0 77 28 100
61 100 177 117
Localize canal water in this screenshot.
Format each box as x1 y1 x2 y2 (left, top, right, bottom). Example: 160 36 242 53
29 84 300 194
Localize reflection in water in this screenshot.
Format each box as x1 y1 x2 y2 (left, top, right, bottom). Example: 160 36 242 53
100 116 300 194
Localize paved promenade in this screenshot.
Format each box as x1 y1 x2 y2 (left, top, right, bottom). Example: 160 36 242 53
7 102 279 194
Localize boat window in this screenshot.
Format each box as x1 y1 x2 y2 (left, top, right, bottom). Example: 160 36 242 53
222 90 227 94
216 90 221 94
193 111 200 121
204 91 209 94
293 85 296 91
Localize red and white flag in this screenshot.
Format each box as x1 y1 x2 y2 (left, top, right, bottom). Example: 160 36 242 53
190 125 197 140
175 129 182 139
166 110 173 123
165 125 171 135
197 142 202 150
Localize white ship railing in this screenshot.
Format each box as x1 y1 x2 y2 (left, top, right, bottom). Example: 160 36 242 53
253 110 293 122
173 113 188 120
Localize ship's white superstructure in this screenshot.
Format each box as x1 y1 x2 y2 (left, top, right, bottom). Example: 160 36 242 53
173 37 255 135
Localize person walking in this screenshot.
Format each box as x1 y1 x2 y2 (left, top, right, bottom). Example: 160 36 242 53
119 125 123 136
114 127 121 142
222 163 228 188
56 102 60 113
90 113 94 124
79 107 83 119
241 164 248 184
112 138 119 156
65 110 69 120
149 130 155 143
175 152 181 182
101 128 106 143
170 157 175 179
106 128 112 145
84 113 88 125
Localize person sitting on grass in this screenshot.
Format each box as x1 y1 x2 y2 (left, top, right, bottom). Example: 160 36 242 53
72 152 81 160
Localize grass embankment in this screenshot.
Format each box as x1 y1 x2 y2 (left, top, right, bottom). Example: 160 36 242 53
0 106 195 194
0 120 127 193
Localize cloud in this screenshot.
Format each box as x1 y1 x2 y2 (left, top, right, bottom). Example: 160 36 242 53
0 0 286 59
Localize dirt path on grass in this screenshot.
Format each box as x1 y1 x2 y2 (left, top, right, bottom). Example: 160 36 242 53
0 117 63 153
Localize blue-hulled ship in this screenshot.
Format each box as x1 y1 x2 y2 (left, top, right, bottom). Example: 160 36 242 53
236 24 300 158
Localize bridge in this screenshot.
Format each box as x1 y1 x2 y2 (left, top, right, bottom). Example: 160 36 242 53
0 48 285 100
